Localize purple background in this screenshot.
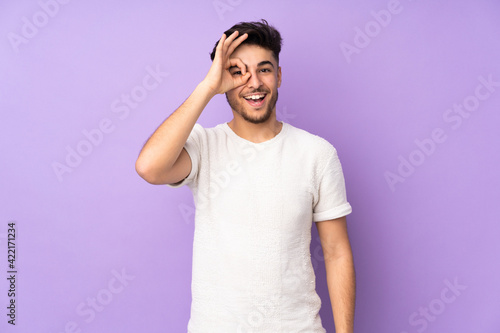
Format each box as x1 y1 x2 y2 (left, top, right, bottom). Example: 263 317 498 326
1 0 499 332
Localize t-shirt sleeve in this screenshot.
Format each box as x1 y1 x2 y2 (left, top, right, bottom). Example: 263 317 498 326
165 123 203 188
313 145 352 222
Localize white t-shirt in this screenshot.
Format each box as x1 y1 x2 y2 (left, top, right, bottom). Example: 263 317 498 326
167 121 352 333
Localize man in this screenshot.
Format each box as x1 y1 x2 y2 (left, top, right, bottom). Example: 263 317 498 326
135 19 355 333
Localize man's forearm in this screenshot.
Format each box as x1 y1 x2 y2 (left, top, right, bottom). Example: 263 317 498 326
135 81 215 181
324 252 356 333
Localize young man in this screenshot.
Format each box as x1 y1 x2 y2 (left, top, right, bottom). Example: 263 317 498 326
135 20 355 333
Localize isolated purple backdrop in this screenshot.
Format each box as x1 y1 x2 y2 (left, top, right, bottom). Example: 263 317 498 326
1 0 499 332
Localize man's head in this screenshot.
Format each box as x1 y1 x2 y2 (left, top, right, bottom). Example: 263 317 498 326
210 20 283 124
210 19 282 65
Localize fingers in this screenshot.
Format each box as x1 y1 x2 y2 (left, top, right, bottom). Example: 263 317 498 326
219 31 248 59
216 33 227 49
236 72 251 87
228 57 247 75
226 33 248 57
223 31 240 47
211 31 251 92
221 31 239 58
228 58 250 88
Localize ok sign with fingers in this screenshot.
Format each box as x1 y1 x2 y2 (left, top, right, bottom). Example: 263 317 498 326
203 31 251 95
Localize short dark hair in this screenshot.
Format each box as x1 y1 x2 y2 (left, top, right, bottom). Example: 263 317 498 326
210 19 283 64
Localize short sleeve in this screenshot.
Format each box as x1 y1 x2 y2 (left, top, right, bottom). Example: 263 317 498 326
313 146 352 222
166 123 203 188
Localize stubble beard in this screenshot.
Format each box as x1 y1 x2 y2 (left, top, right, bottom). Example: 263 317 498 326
226 89 279 124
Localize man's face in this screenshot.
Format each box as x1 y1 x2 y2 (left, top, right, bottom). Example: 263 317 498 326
226 44 282 124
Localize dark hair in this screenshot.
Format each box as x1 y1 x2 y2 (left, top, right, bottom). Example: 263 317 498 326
210 19 283 64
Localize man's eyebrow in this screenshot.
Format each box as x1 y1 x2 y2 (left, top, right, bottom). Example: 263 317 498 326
257 60 274 68
228 61 274 71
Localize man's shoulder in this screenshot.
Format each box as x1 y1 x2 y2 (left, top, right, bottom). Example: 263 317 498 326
190 122 221 132
188 122 225 138
286 123 337 154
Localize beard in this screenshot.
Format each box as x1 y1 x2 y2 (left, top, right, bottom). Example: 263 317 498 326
226 89 279 124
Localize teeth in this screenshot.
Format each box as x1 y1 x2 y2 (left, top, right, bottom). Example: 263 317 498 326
244 94 265 100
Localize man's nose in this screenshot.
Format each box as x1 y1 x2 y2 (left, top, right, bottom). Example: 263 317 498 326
246 71 263 89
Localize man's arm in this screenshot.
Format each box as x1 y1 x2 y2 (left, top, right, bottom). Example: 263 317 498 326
135 82 213 185
316 216 356 333
135 31 251 185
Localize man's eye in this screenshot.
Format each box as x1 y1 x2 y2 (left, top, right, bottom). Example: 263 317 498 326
232 71 242 75
261 68 271 73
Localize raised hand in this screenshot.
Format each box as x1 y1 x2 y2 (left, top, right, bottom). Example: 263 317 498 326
202 31 251 95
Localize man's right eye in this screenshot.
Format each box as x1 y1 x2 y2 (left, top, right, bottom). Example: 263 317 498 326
232 71 242 76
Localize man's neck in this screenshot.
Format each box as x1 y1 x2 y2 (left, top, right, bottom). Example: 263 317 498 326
227 117 283 144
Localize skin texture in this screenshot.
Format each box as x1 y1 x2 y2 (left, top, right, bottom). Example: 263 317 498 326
202 30 284 143
225 44 280 125
225 43 283 143
316 216 356 333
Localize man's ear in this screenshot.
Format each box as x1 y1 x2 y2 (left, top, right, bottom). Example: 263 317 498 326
277 66 282 88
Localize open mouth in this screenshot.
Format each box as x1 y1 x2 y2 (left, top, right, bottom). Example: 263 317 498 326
243 93 267 108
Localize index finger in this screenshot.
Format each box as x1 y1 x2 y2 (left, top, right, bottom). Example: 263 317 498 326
228 57 248 76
